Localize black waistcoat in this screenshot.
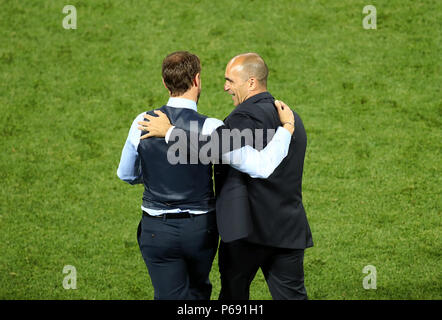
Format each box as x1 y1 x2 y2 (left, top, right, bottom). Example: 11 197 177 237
138 105 215 212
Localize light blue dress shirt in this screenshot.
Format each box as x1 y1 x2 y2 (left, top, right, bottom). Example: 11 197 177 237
117 97 292 216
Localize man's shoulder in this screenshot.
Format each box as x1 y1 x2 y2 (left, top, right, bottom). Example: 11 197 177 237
235 93 276 116
130 111 147 126
226 101 277 129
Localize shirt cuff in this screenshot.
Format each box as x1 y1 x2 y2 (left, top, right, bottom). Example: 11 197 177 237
165 126 176 143
277 125 293 142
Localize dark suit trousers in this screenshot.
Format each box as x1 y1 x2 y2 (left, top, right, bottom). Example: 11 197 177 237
137 212 218 300
218 239 307 300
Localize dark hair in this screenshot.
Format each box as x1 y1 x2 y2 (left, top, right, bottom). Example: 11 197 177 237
162 51 201 96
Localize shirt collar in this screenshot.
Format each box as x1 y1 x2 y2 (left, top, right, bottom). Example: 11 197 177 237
242 91 274 105
166 97 197 111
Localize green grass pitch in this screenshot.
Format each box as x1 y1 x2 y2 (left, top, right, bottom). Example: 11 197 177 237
0 0 440 299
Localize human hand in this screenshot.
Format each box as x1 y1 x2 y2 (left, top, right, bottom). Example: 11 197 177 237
137 110 172 139
274 100 295 135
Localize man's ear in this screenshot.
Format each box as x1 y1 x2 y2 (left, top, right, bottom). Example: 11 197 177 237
248 77 257 90
193 73 201 87
162 78 171 94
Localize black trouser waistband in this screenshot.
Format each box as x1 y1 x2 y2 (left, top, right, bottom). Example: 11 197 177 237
142 210 214 219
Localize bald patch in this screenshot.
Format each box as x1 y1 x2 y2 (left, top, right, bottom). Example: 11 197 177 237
228 53 269 86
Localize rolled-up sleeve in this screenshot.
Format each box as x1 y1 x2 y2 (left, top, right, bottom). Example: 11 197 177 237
166 116 292 179
221 126 292 178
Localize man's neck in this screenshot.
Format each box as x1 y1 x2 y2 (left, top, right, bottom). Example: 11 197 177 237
172 90 198 103
243 88 267 103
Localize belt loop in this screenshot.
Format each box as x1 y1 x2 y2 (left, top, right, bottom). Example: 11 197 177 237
163 214 167 221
